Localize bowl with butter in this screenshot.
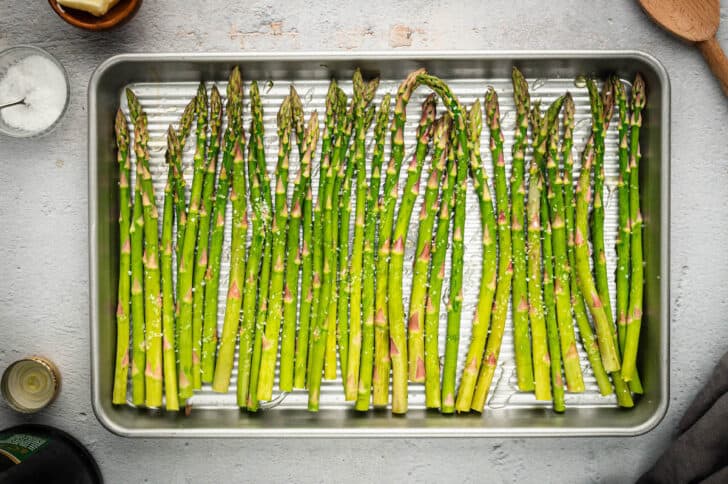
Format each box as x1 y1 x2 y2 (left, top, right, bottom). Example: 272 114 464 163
49 0 142 31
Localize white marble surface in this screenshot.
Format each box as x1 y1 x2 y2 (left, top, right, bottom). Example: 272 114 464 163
1 1 727 482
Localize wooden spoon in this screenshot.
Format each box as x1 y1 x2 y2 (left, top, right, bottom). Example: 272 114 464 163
639 0 728 95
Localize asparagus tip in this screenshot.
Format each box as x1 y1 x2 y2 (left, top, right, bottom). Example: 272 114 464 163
633 73 646 109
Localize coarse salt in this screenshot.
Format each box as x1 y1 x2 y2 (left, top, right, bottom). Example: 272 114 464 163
0 54 67 134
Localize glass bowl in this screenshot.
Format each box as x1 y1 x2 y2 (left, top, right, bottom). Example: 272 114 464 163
0 45 70 138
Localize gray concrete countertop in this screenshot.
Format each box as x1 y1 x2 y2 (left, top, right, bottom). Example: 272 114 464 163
1 1 727 482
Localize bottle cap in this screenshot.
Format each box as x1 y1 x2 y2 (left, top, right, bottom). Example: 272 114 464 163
1 357 61 413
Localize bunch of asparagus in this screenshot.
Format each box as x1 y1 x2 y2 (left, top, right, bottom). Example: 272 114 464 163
111 66 647 414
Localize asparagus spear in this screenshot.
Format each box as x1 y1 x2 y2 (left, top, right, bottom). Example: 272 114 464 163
453 99 498 411
338 73 377 388
304 81 338 387
126 91 163 408
470 89 513 412
355 94 391 410
542 175 565 413
622 74 646 382
525 146 551 402
257 96 294 401
587 79 615 349
508 68 535 392
174 83 208 401
412 73 496 411
278 86 304 392
211 136 248 393
586 81 636 400
128 104 162 408
344 73 379 400
193 85 222 387
574 137 621 373
424 129 456 409
160 128 180 411
441 125 469 415
308 89 350 410
325 88 352 381
247 82 274 411
202 70 242 383
129 146 145 406
372 69 424 407
528 103 565 411
614 78 631 355
208 70 243 393
112 109 132 405
542 97 585 393
559 95 614 398
236 130 266 406
172 98 196 268
293 183 315 389
614 78 644 394
280 95 317 392
407 115 450 384
388 93 436 414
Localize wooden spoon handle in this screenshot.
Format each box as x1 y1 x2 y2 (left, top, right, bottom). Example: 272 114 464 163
697 35 728 96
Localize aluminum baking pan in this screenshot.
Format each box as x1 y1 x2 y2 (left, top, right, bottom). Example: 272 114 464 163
89 51 669 437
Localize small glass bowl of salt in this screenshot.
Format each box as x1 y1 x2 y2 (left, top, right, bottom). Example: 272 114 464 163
0 46 69 138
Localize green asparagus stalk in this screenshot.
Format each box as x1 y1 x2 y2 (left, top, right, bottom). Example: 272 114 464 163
192 85 222 387
174 83 208 401
622 74 646 383
559 95 614 398
345 74 379 400
160 128 180 411
127 91 163 408
508 68 534 392
247 81 274 411
441 128 468 415
586 80 636 400
389 93 436 414
320 88 346 382
528 104 564 410
407 115 450 384
424 130 456 409
112 109 132 405
614 78 644 394
525 151 551 402
236 132 266 406
574 139 621 373
411 73 495 412
211 136 248 393
355 94 391 410
280 110 319 392
542 97 585 393
542 176 565 413
614 78 631 355
171 101 195 377
294 80 338 388
338 73 377 388
201 70 242 383
452 100 498 412
371 69 424 407
308 89 351 410
470 88 513 412
256 96 293 401
325 88 352 381
294 184 315 389
129 150 145 406
172 98 196 267
587 79 616 352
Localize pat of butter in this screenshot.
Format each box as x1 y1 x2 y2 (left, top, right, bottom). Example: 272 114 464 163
56 0 121 17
